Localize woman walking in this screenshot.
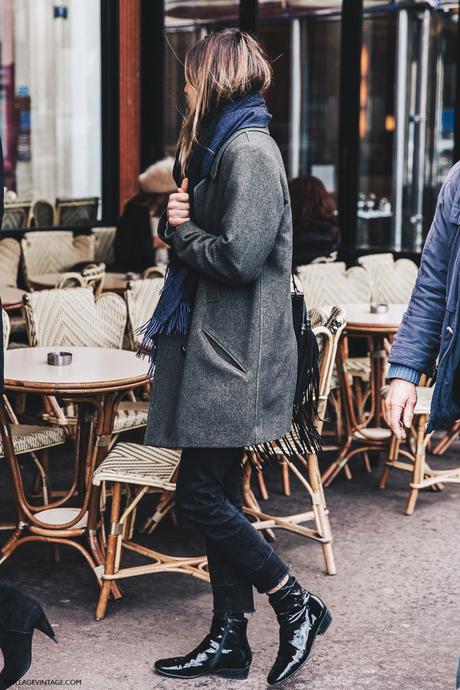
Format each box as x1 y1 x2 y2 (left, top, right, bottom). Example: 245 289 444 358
141 30 332 686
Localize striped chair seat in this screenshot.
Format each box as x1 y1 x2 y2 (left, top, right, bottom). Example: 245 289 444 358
0 424 65 459
113 402 149 433
92 443 181 490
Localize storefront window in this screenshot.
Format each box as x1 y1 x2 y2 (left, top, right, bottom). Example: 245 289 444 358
0 0 102 227
298 16 341 193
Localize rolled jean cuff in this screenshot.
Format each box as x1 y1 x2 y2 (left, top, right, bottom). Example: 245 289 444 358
212 582 255 615
246 547 289 594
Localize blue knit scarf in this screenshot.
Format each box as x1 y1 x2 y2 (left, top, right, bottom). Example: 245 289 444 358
138 91 272 374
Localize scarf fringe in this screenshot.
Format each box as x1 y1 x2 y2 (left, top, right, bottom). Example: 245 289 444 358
136 296 191 377
248 309 322 469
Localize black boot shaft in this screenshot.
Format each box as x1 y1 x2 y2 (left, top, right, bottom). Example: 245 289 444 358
268 577 332 686
154 614 252 680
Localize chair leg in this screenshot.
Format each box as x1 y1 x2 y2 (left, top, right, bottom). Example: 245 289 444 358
405 416 426 516
280 459 291 496
307 453 336 575
96 482 123 620
362 452 372 473
379 435 399 489
431 421 460 456
256 470 269 501
141 490 175 534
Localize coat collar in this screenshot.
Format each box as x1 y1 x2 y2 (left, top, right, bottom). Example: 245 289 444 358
209 127 270 180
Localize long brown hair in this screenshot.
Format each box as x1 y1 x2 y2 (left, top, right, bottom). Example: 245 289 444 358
177 29 272 176
289 175 337 230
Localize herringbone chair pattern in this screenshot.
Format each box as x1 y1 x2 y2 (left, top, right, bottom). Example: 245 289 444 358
126 278 163 349
55 198 99 226
0 239 21 287
2 310 10 351
2 202 32 229
302 262 371 309
24 288 127 348
21 231 95 289
357 253 418 304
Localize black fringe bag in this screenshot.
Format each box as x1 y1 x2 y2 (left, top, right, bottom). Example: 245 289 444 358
249 276 322 467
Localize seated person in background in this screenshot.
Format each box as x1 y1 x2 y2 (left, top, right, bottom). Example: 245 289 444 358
114 157 176 273
289 175 340 270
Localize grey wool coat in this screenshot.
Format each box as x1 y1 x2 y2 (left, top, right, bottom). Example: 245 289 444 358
144 127 297 448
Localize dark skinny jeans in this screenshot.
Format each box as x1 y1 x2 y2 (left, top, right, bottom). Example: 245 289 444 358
175 447 289 614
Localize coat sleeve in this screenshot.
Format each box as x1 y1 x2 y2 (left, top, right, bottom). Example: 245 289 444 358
388 167 460 375
164 140 286 284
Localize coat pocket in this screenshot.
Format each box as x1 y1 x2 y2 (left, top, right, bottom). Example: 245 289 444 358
202 327 247 375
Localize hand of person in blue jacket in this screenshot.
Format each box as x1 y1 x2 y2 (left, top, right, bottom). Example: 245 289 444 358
384 379 418 440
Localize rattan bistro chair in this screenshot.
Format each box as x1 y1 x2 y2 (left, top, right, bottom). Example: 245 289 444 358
92 444 208 620
243 306 346 576
55 263 106 297
55 197 99 226
379 385 460 514
21 231 96 290
2 201 32 229
357 253 418 304
23 288 149 439
32 200 55 227
0 238 21 287
0 310 66 532
125 278 163 350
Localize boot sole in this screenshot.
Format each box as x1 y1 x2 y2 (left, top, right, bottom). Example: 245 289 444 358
154 666 250 680
268 607 333 687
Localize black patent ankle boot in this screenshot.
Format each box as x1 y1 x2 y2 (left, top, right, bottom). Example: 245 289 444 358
0 583 58 690
154 613 252 680
267 576 332 686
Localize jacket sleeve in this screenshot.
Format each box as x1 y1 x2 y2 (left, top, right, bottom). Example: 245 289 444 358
164 140 285 284
389 167 460 375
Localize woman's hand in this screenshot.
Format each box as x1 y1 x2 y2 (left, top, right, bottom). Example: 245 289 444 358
384 379 418 440
167 178 190 227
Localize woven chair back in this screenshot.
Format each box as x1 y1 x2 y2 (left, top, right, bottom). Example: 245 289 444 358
2 310 10 351
2 202 32 229
32 199 55 227
310 306 346 414
23 287 127 349
357 253 418 304
126 277 163 349
0 238 21 286
302 262 371 309
21 231 95 288
55 197 99 226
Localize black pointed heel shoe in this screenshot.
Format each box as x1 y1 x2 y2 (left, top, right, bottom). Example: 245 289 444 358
0 584 58 690
267 576 332 686
154 614 252 680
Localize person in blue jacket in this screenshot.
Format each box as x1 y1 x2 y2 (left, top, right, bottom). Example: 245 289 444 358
386 162 460 438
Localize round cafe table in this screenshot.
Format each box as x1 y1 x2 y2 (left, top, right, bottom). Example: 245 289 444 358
322 303 407 486
0 285 27 311
0 347 149 593
28 272 136 294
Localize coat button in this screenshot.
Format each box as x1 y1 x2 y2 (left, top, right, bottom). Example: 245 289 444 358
181 345 187 354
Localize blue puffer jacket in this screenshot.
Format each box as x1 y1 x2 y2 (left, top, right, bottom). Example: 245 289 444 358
388 161 460 431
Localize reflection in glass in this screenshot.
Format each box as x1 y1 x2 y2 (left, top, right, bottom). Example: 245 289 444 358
0 0 101 224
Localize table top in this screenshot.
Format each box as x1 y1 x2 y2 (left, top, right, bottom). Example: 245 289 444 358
336 303 407 333
29 272 134 293
4 347 150 394
0 285 27 310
